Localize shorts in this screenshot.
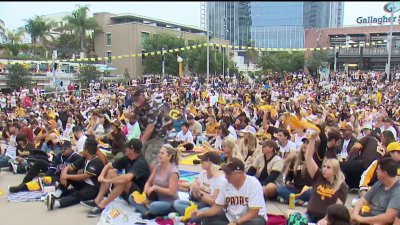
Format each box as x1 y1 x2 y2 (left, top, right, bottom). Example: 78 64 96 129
142 137 164 165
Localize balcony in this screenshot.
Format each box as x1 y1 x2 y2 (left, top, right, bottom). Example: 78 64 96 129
329 47 400 57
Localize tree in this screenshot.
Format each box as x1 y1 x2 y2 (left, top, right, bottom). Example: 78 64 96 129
77 65 101 87
4 27 25 45
24 15 55 46
142 32 185 76
53 32 80 59
64 5 100 53
185 37 237 77
258 51 305 73
6 64 33 90
305 50 333 77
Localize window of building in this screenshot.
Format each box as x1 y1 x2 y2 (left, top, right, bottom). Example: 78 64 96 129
141 32 150 48
107 33 111 46
107 51 112 63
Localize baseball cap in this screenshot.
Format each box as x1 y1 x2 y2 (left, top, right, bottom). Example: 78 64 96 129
220 158 245 174
362 125 373 130
339 123 353 131
240 126 257 135
125 139 142 152
198 151 220 164
132 87 145 97
59 140 72 149
387 142 400 152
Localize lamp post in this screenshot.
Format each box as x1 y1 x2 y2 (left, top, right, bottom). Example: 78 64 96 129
177 55 183 77
206 3 210 83
162 47 165 78
386 1 395 81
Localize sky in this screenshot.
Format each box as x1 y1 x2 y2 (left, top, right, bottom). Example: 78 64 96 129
0 1 397 30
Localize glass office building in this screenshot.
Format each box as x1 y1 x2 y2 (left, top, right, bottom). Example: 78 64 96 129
207 1 344 48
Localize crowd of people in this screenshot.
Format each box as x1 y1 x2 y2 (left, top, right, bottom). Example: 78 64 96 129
0 69 399 225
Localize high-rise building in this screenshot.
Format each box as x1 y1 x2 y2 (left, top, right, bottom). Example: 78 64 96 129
303 2 344 28
206 1 344 49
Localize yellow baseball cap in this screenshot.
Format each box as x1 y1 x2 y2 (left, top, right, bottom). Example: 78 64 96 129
387 142 400 152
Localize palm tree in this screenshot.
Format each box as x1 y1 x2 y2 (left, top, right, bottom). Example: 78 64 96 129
64 4 100 53
24 15 55 45
5 27 25 45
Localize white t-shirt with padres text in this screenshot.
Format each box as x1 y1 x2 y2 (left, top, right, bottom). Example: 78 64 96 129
215 175 267 222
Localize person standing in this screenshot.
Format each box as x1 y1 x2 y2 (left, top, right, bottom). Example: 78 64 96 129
132 87 166 168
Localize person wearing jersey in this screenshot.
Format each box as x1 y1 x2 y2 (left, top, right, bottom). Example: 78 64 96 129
193 158 267 225
9 140 81 193
359 141 400 197
46 137 105 210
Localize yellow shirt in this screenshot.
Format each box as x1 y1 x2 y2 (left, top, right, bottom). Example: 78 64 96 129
205 122 219 135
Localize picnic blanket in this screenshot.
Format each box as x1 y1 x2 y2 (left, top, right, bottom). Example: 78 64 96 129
179 170 199 183
179 154 200 165
8 191 46 202
97 192 190 225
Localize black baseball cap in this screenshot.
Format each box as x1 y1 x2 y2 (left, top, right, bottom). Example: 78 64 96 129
220 158 245 174
198 151 220 164
59 140 72 149
125 139 142 152
133 87 145 97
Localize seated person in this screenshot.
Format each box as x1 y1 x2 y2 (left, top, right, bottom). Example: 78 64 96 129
9 140 81 192
221 138 243 164
170 122 194 151
173 151 224 223
247 140 284 199
46 137 105 210
129 144 180 219
192 158 267 225
277 138 312 205
82 139 151 217
351 157 400 225
358 141 400 198
297 133 348 224
11 133 42 174
237 127 262 172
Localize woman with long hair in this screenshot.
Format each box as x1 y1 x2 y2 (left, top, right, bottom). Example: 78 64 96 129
129 144 180 219
238 129 262 171
173 151 224 223
276 138 311 205
221 138 243 163
303 133 348 223
247 140 284 199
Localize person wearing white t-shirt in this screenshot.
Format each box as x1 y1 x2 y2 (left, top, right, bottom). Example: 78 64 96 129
72 126 87 152
276 129 297 158
193 158 267 225
174 151 225 223
172 122 194 151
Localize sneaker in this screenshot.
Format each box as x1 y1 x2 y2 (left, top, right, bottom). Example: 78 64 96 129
46 194 55 210
10 162 18 174
87 206 104 218
9 184 24 193
38 177 44 191
80 200 97 209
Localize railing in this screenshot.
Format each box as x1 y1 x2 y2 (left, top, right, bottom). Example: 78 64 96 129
328 47 400 57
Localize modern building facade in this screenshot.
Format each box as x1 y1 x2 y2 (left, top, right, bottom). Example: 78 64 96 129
305 25 400 72
206 1 344 49
93 12 228 77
